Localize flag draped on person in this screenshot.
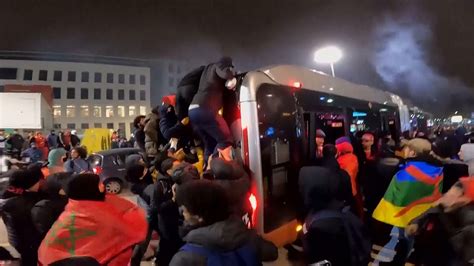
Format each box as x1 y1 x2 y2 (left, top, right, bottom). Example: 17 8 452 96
38 195 147 265
373 160 444 228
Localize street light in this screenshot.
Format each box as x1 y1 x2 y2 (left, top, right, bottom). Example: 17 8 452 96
314 46 342 77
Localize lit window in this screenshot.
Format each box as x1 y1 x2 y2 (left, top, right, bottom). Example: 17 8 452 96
80 105 89 117
53 105 61 118
66 105 76 118
129 106 136 117
106 106 114 118
93 106 102 117
118 106 125 117
139 106 146 115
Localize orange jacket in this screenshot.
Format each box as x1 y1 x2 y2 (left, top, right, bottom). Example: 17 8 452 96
38 195 147 266
336 142 360 196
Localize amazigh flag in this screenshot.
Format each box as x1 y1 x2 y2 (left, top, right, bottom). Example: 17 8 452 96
372 160 443 228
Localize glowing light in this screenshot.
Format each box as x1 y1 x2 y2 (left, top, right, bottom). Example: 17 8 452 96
314 46 343 64
249 193 257 211
266 94 273 97
296 225 303 232
292 81 302 88
451 115 463 123
329 87 334 91
327 98 334 103
380 108 388 112
320 96 326 101
352 111 367 117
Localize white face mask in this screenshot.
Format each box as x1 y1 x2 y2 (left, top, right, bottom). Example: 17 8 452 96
225 77 237 90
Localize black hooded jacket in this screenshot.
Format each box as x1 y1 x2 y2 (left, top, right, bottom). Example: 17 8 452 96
191 58 235 114
0 191 44 263
159 104 184 141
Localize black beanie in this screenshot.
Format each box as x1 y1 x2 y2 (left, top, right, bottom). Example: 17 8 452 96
9 169 41 190
66 173 105 201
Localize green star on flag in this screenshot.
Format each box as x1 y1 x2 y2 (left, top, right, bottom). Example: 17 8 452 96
46 212 97 255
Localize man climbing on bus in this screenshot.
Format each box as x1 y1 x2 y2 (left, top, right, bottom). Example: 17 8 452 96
188 57 237 165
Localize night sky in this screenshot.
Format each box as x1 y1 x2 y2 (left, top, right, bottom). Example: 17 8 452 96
1 0 473 114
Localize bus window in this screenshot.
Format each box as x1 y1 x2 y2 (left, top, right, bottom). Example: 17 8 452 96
257 84 302 233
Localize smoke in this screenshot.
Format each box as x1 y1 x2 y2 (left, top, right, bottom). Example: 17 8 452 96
371 11 471 110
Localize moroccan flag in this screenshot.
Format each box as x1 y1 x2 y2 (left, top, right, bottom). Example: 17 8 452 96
38 195 147 266
372 160 443 228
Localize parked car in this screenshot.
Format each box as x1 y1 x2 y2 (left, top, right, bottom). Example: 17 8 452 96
87 148 144 194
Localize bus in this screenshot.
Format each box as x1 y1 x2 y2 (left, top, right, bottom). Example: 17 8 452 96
236 65 411 246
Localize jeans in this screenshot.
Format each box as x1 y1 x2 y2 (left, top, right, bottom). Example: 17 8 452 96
373 226 414 265
189 107 233 158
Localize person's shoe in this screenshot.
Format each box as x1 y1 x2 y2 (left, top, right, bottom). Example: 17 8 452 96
218 146 234 161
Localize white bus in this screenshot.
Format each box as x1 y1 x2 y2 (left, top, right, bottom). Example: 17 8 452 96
236 65 410 246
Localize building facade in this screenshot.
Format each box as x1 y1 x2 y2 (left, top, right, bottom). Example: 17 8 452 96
149 59 191 106
0 53 151 137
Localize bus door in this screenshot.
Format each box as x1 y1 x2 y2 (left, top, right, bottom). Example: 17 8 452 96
256 84 303 235
303 111 345 161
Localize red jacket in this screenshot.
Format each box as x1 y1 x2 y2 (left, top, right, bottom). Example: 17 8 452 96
38 195 147 266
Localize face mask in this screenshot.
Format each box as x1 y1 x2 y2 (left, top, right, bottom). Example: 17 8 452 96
225 77 237 90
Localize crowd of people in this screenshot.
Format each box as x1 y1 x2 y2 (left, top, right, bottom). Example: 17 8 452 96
0 56 474 266
296 126 474 265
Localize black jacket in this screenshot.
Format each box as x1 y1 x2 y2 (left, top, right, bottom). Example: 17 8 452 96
441 160 469 193
159 104 184 141
191 63 230 114
31 196 68 238
412 204 474 265
176 66 205 120
134 128 146 151
0 192 44 265
156 199 184 265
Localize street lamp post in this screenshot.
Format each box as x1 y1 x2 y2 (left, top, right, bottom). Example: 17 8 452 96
314 46 342 77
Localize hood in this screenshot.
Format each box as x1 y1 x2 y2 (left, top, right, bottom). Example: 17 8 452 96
184 217 251 251
298 166 342 210
461 144 474 162
145 112 159 122
159 104 178 123
336 142 354 154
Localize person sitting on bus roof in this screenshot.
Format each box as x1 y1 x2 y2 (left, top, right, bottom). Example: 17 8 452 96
188 57 236 163
170 180 278 266
315 129 326 159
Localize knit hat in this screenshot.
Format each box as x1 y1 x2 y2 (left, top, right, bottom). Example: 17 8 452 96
335 136 351 145
407 138 432 155
66 173 105 201
48 148 67 168
9 169 41 190
172 162 199 185
316 129 326 138
461 144 474 161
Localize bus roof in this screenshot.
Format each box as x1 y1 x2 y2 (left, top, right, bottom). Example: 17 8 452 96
245 64 400 107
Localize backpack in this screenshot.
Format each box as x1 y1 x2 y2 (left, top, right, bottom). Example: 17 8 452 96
180 243 260 266
175 66 205 120
305 209 371 266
